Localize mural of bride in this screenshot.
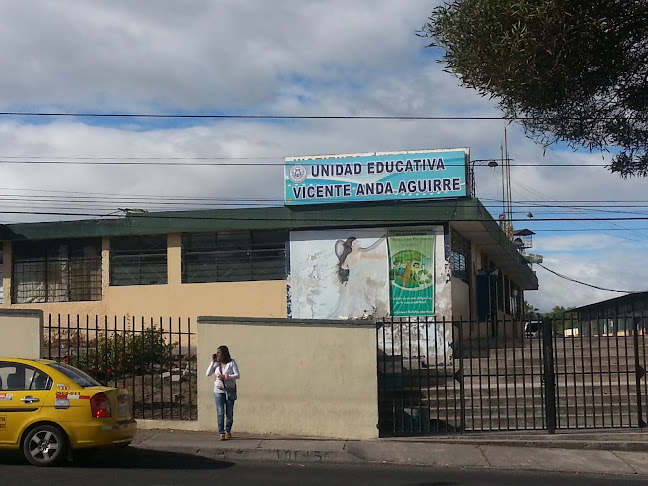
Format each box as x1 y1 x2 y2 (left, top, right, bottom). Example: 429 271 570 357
287 229 390 320
329 236 387 319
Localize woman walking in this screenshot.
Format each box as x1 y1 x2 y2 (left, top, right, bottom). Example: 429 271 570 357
206 345 240 440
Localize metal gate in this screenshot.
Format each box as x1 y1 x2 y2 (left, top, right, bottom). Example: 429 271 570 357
377 314 647 436
42 314 198 421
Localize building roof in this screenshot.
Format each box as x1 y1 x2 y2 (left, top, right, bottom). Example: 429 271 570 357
0 197 538 289
571 291 648 313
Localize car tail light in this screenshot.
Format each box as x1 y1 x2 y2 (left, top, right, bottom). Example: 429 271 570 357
90 392 112 418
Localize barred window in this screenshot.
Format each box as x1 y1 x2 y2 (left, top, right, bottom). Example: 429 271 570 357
110 235 167 286
182 230 286 283
12 239 102 303
450 230 470 282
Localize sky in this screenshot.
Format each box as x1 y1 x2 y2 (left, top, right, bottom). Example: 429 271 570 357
0 0 646 313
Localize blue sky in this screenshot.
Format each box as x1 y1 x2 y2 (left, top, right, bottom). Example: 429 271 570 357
0 0 646 312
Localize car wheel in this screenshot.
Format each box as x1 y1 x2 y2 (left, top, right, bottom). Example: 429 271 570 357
22 425 67 466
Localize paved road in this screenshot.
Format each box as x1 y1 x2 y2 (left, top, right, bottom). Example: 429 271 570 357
1 448 647 486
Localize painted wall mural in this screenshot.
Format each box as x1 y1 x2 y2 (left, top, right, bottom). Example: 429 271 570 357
288 227 451 366
288 229 390 320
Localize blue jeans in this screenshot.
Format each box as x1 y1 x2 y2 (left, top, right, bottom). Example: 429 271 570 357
214 392 235 434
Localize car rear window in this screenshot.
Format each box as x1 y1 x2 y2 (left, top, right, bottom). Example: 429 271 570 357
47 363 102 388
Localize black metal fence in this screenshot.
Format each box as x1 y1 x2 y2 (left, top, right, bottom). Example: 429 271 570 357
377 313 647 436
42 314 197 420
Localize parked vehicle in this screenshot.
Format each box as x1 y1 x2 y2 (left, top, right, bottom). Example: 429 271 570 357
0 358 136 466
524 320 563 338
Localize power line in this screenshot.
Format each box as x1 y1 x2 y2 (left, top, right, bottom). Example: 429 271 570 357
0 111 640 122
0 158 613 167
2 208 648 224
0 112 543 120
537 263 643 293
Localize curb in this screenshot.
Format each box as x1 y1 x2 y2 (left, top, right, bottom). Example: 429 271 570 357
399 439 648 452
131 443 364 464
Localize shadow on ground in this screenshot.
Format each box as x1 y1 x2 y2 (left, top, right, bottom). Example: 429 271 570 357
0 447 235 470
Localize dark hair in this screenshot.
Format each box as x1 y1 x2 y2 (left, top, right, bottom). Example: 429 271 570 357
337 237 356 283
217 345 232 363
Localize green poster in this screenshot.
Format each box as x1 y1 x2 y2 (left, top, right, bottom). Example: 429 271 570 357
388 235 435 316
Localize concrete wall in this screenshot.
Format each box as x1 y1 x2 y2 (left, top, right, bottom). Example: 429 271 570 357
197 317 379 440
0 309 43 359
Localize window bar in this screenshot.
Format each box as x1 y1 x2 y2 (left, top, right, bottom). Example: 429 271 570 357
579 319 587 429
503 315 509 430
469 317 476 433
538 325 546 430
633 314 645 428
434 317 440 433
511 315 518 431
177 316 183 421
622 315 632 427
47 313 53 359
93 315 99 388
520 316 527 430
457 317 466 434
561 314 570 429
605 317 614 428
642 309 648 428
451 317 460 432
494 317 506 430
84 314 90 388
588 319 596 428
122 315 127 391
424 317 431 434
390 317 397 435
407 318 413 434
443 316 451 432
169 316 174 420
378 320 387 437
571 321 579 428
597 315 605 428
187 317 194 420
65 313 70 363
552 321 560 429
485 316 493 432
378 318 385 435
613 317 623 427
139 316 145 419
528 320 536 429
398 317 404 435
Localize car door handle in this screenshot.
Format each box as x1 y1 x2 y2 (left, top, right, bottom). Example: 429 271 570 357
21 396 40 404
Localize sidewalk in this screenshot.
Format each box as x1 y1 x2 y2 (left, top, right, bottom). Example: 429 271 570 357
131 428 648 476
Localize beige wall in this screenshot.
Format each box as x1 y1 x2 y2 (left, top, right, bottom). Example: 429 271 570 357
0 310 43 359
2 236 288 324
197 317 379 440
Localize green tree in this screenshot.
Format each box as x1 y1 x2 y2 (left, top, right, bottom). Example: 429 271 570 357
523 300 539 321
545 305 577 331
420 0 648 177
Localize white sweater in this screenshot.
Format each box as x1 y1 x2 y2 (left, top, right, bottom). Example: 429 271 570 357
206 359 240 393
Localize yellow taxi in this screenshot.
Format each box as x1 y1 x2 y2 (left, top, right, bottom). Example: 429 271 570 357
0 358 136 466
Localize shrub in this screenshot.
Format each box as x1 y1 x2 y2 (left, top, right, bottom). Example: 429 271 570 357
68 326 175 380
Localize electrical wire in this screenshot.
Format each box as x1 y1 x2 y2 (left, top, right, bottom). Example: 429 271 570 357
0 111 641 121
0 112 560 120
536 263 644 293
0 158 613 167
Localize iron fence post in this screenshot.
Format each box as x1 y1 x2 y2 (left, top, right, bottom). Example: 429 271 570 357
633 316 647 428
453 319 465 433
542 317 557 434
